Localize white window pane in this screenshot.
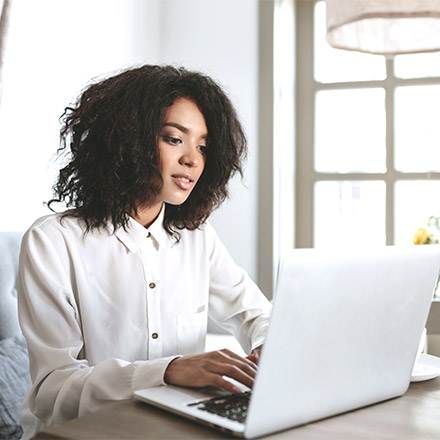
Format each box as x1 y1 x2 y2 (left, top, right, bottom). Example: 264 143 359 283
395 85 440 172
314 181 386 248
394 52 440 79
315 89 386 173
314 1 386 83
395 181 440 245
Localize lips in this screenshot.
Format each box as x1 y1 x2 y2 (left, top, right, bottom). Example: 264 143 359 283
171 174 195 190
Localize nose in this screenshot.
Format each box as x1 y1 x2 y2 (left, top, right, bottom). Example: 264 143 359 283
179 146 200 168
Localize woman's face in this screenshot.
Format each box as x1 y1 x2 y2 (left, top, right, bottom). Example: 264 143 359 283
157 97 207 206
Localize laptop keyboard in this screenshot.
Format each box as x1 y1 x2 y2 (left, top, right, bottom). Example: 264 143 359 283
187 391 251 423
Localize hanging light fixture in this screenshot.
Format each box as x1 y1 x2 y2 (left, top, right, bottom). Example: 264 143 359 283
326 0 440 56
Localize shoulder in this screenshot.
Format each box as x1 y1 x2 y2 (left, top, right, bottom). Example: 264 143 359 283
167 221 218 255
26 212 112 236
25 213 80 239
177 221 217 244
26 213 64 232
176 221 228 258
22 212 111 251
21 214 70 256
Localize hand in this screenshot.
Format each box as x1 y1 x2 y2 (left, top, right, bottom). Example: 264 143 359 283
164 348 258 394
247 345 263 364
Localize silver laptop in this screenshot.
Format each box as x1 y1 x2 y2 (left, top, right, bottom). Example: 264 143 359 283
134 245 440 438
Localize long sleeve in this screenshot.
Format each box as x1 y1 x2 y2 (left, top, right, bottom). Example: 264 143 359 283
206 224 272 354
17 221 177 436
17 212 272 439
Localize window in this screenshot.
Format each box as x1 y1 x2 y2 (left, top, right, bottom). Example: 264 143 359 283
295 0 440 248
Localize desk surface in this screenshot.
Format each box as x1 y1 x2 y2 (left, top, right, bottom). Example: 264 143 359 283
34 376 440 440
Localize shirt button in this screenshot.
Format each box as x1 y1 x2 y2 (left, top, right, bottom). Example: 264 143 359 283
146 232 151 238
149 282 156 289
152 333 159 339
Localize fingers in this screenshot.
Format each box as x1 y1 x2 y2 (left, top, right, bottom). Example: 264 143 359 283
215 349 258 378
246 352 259 364
246 345 263 365
220 348 257 367
208 373 243 394
207 358 255 389
164 348 259 393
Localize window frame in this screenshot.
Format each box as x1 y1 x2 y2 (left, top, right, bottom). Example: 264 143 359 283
295 0 440 248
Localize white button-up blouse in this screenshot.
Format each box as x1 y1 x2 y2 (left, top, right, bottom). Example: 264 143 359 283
17 206 272 439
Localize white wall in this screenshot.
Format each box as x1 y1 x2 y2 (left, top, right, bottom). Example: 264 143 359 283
0 0 261 280
0 0 161 229
156 0 260 281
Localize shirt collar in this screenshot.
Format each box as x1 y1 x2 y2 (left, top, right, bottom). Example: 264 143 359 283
114 205 171 253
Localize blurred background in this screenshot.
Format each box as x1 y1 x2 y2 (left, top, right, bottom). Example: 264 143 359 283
1 0 440 302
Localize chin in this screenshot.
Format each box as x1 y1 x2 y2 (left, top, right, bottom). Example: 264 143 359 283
164 194 192 206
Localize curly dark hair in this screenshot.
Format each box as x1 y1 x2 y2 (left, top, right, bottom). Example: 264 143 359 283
47 64 247 238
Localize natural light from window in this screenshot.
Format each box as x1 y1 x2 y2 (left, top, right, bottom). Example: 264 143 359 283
314 1 386 83
394 52 440 79
395 85 440 172
296 0 440 249
315 88 386 173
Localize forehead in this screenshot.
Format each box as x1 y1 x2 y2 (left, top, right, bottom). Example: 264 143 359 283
163 98 207 133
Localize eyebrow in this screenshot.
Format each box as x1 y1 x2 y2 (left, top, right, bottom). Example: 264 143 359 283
162 122 207 140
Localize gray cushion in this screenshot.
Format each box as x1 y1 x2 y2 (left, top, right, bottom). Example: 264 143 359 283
0 335 30 440
0 232 23 340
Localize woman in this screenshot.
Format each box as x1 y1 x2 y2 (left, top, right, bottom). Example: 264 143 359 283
17 65 271 439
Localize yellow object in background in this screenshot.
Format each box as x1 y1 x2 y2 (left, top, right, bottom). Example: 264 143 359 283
413 219 440 299
413 228 436 245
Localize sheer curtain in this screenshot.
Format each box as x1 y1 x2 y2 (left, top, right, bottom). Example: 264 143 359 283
0 0 10 107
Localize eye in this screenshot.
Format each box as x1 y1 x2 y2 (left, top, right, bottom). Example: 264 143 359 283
197 144 207 154
161 135 182 146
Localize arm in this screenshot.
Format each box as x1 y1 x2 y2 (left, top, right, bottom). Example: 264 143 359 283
206 224 272 354
163 225 271 392
17 224 177 427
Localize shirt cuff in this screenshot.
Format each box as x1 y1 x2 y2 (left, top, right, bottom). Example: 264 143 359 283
131 355 181 393
250 323 270 353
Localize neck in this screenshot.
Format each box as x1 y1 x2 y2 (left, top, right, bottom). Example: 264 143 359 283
130 202 163 228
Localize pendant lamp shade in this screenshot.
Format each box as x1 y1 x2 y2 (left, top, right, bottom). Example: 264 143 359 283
326 0 440 56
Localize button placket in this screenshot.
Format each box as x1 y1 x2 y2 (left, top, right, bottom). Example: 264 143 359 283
140 236 162 360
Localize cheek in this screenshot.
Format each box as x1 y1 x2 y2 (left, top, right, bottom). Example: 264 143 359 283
200 152 207 169
158 145 175 173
